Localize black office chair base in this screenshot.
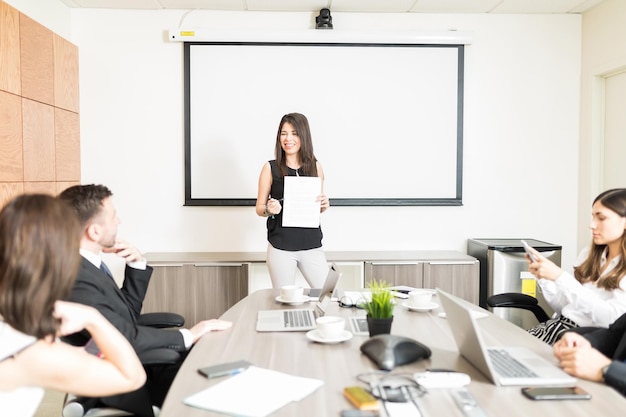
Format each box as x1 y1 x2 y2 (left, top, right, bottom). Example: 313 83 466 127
62 395 161 417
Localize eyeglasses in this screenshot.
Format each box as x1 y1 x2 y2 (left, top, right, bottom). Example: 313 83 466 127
338 296 367 309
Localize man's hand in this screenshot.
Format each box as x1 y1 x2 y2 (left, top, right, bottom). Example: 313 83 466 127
554 332 611 381
554 332 591 358
103 239 144 264
189 319 233 344
558 346 611 381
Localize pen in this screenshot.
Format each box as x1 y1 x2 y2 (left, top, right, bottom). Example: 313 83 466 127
267 196 283 219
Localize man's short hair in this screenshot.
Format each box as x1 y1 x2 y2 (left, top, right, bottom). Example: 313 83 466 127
59 184 113 226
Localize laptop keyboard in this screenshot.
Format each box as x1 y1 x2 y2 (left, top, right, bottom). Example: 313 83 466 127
488 349 538 378
284 310 313 328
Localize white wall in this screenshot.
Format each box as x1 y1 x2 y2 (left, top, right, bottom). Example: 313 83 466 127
578 0 626 256
6 3 585 270
4 0 71 39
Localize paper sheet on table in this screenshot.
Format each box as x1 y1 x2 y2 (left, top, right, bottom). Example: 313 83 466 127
282 176 321 228
183 366 323 417
384 400 423 416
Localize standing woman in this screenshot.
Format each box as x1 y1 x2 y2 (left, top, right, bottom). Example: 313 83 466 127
256 113 331 288
526 188 626 344
0 194 145 417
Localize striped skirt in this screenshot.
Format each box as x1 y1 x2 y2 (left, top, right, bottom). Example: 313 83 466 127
527 315 578 345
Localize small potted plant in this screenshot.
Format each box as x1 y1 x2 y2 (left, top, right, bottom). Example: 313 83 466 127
362 279 395 337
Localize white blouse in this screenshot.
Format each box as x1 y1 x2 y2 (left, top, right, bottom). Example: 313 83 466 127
0 321 44 417
538 247 626 327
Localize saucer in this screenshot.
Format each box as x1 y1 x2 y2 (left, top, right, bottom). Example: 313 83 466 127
403 301 439 312
275 295 309 305
306 330 353 344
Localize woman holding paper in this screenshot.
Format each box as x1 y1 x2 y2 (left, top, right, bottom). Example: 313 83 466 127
256 113 330 289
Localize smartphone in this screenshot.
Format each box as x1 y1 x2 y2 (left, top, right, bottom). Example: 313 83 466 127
521 239 538 262
521 386 591 400
198 360 252 379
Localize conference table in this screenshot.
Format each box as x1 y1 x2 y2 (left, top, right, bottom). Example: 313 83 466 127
160 289 626 416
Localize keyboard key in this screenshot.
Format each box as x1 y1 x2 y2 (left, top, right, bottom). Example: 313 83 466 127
488 349 537 378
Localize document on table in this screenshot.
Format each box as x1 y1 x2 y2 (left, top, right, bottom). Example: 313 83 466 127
183 366 323 417
282 176 321 228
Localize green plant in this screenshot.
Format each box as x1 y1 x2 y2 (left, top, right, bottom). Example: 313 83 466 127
362 279 394 319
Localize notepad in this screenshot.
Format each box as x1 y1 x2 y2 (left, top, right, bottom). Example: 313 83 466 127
183 366 323 417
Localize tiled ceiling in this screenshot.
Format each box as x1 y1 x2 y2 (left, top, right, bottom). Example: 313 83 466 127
58 0 604 14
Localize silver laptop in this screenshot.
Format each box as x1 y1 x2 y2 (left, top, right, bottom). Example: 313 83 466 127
437 289 576 387
256 264 341 332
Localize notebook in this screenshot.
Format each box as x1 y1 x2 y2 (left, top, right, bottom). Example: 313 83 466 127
437 289 577 387
256 264 341 332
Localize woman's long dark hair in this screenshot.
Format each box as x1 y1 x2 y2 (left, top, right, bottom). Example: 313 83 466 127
274 113 318 178
574 188 626 290
0 194 81 339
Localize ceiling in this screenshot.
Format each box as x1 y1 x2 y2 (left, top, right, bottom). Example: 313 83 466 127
58 0 604 14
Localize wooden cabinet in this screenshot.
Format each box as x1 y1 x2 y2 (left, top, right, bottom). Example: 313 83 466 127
364 255 479 304
423 261 479 304
142 251 479 325
364 262 423 287
142 263 248 325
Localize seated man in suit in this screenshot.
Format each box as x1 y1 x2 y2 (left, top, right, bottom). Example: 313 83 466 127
554 313 626 396
59 184 232 416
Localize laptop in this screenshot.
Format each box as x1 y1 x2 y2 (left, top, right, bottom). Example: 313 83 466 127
256 264 341 332
437 289 577 387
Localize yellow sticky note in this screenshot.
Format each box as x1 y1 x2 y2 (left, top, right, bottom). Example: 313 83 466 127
521 278 536 298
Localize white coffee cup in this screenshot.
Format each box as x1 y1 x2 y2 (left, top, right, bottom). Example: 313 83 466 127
408 289 433 307
280 285 304 302
316 316 346 339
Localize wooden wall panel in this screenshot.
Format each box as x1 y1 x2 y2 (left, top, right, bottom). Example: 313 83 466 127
0 2 21 95
22 98 55 181
55 108 80 181
0 90 23 181
56 181 79 196
0 182 23 209
54 34 79 113
23 181 56 195
0 5 80 209
19 13 54 106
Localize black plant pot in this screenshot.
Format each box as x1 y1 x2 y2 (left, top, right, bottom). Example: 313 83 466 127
367 315 393 337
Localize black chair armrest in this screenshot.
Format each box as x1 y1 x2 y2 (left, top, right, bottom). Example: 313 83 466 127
138 312 185 328
486 292 551 323
137 348 181 366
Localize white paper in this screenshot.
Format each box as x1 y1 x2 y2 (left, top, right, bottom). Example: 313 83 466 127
282 176 322 228
383 400 423 416
183 366 323 417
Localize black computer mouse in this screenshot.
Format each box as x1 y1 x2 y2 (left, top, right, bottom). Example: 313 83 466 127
360 335 432 371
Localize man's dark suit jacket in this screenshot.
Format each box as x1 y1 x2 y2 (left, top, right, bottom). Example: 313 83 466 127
67 257 185 353
573 312 626 396
65 256 186 416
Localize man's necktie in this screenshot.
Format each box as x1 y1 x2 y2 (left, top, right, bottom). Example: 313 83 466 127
99 261 114 280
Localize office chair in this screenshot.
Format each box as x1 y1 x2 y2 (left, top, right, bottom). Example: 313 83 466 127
486 293 551 323
62 312 185 417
